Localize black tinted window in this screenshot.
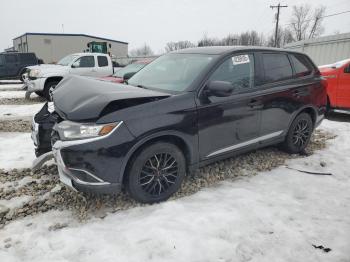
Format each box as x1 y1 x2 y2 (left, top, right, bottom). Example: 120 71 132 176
262 53 293 83
20 53 36 62
98 56 108 67
290 54 313 77
73 56 95 68
210 54 255 90
5 54 18 63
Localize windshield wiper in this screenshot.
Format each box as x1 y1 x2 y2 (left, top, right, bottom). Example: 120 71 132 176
136 84 149 89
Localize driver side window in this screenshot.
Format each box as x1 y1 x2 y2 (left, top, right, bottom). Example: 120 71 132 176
209 54 255 92
72 56 95 68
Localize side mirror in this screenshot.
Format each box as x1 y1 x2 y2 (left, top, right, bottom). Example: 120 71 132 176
206 80 234 97
123 72 136 81
71 64 78 68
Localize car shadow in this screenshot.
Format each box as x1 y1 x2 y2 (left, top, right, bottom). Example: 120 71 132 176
326 112 350 123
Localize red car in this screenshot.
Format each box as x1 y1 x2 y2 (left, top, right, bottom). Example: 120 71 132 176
319 59 350 113
101 59 153 83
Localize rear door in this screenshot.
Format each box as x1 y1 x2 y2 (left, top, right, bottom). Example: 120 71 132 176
197 53 261 160
257 52 314 138
96 55 112 77
4 54 19 77
336 62 350 109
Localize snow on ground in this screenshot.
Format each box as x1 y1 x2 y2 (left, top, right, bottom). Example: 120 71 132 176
0 104 44 120
0 80 21 83
0 119 349 262
0 91 38 99
0 195 33 210
0 132 35 170
0 84 24 91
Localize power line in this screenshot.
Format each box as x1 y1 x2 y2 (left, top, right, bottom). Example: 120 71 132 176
284 10 350 27
270 3 288 47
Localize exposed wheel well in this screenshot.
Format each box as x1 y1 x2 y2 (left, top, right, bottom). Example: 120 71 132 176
122 135 191 185
298 107 316 127
44 77 63 88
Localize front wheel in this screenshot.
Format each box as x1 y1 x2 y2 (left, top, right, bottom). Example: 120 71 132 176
126 142 186 204
282 113 313 154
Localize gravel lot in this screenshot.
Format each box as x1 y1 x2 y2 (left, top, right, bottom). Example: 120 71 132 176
0 97 45 105
0 129 335 227
0 119 31 132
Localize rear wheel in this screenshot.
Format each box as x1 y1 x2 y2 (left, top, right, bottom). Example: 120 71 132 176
282 113 313 154
35 91 44 97
126 142 186 203
43 81 59 101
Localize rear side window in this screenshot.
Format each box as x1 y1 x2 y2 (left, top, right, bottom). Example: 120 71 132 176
4 54 18 63
20 53 36 62
262 53 293 83
0 55 4 65
98 56 108 67
290 54 313 77
209 54 255 91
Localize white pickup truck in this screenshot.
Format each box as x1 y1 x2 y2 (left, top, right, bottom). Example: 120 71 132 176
24 53 114 100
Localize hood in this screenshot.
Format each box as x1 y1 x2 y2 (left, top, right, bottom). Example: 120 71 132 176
52 75 170 121
27 64 69 75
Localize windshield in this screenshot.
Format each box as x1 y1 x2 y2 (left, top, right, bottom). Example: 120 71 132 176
0 55 4 65
57 54 79 66
114 63 145 78
128 53 216 92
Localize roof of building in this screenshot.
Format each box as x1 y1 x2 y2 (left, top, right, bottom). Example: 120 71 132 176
285 32 350 48
13 32 128 45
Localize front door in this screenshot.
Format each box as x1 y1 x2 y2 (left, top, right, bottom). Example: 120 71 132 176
70 55 98 77
197 53 261 160
337 63 350 109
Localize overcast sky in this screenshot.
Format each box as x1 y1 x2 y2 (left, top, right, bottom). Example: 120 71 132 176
1 0 349 53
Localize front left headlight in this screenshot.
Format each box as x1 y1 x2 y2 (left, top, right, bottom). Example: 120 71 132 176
56 121 120 140
29 69 40 78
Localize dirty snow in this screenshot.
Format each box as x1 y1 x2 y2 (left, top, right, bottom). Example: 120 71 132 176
0 119 349 262
0 104 44 120
0 91 38 99
0 84 24 91
0 132 35 170
0 195 33 210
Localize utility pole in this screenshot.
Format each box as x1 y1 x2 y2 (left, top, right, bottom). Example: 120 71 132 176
270 3 288 47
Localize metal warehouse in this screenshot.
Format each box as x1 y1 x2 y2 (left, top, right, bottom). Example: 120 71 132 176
285 32 350 66
13 32 128 63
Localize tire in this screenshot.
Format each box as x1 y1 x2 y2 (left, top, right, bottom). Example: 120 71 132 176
282 113 313 154
43 81 59 101
35 91 44 97
126 142 186 203
19 69 27 83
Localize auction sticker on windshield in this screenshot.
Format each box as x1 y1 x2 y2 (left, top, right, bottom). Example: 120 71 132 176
232 55 250 65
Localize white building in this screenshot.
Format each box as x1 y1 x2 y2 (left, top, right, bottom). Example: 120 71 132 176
12 32 128 63
285 32 350 66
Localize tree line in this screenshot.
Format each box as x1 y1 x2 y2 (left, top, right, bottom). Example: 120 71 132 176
129 4 326 56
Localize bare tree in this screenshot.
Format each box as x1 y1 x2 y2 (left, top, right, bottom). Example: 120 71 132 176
197 33 220 47
289 4 326 41
308 6 326 38
165 41 195 52
129 44 154 57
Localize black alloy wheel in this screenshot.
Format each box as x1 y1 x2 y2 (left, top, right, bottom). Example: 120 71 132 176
126 142 186 203
283 113 313 154
140 153 178 196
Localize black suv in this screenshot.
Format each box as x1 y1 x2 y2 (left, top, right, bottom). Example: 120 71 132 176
0 52 39 81
32 47 327 203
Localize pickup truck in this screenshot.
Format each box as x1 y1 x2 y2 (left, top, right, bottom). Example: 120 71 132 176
319 58 350 114
24 53 114 100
